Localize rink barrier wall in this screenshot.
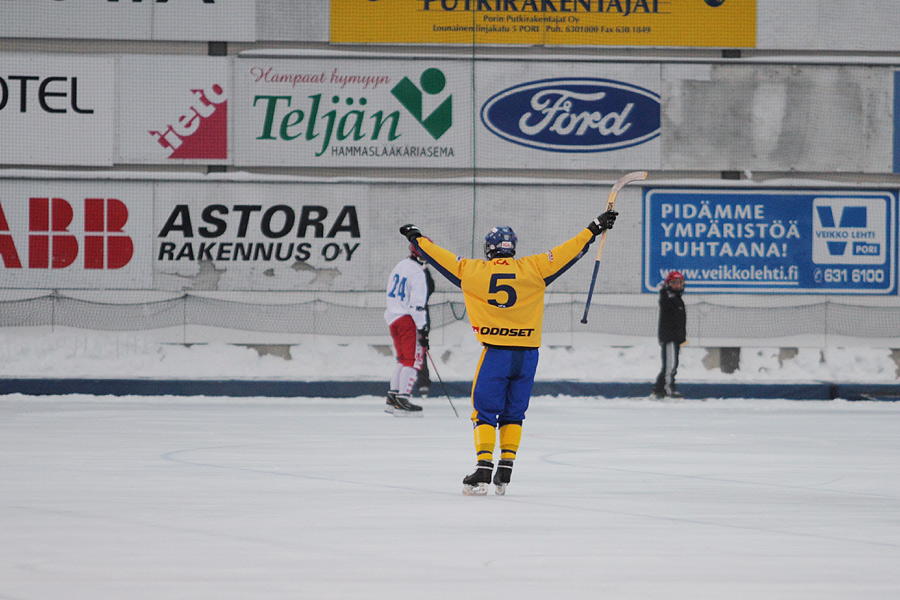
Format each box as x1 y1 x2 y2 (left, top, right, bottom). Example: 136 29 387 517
1 379 898 402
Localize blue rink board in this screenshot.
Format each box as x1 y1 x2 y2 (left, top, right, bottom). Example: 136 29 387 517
2 379 899 401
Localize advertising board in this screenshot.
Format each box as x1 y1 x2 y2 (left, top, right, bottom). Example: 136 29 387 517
330 0 756 48
151 181 476 292
0 54 114 166
153 183 369 291
0 181 153 289
233 58 473 167
118 56 230 164
643 189 897 294
1 178 477 292
475 62 660 170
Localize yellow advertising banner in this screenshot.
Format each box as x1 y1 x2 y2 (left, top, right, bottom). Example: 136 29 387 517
331 0 756 48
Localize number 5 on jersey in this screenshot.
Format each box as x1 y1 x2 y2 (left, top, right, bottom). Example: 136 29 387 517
488 274 517 308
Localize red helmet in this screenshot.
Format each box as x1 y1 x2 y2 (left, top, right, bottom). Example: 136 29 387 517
664 270 685 286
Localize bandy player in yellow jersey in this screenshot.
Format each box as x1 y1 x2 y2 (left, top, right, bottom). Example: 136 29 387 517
399 211 617 496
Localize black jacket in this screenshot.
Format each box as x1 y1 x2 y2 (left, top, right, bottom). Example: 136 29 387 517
658 288 686 344
424 266 435 328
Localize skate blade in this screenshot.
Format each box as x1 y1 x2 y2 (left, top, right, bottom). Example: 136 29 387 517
462 483 489 496
649 394 682 402
392 410 423 418
384 405 395 414
494 483 507 496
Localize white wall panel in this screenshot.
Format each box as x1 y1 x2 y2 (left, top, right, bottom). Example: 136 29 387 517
150 0 255 42
758 0 900 51
661 64 895 173
0 1 150 39
0 0 255 42
256 1 328 43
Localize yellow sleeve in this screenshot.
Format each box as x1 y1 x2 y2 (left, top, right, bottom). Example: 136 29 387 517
523 228 596 285
413 236 467 288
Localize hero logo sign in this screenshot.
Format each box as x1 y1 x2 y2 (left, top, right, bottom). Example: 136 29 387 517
0 198 133 270
149 84 227 159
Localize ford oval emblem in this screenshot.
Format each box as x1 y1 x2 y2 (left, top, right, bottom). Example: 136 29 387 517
481 78 660 153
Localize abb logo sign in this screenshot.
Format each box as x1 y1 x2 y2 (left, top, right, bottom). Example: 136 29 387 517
0 197 133 269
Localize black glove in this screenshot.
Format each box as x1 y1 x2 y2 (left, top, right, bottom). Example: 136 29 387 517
418 328 430 350
588 210 618 235
400 224 422 242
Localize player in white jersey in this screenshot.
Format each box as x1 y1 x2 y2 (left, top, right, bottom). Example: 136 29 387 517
383 240 431 415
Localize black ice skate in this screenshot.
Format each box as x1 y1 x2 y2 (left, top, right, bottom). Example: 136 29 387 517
385 392 423 417
652 385 683 400
384 391 399 414
660 386 684 400
462 460 494 496
493 459 513 496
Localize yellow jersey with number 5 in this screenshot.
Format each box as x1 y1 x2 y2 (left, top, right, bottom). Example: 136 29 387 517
415 229 596 348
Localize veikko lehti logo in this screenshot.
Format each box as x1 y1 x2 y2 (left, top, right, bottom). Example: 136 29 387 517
812 197 884 264
481 78 660 153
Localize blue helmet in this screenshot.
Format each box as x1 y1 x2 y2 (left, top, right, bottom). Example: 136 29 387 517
484 226 517 259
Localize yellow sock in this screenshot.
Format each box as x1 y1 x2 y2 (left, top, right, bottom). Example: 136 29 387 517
473 423 496 463
498 423 522 461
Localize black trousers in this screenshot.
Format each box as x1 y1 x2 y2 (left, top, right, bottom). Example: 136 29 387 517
654 341 680 395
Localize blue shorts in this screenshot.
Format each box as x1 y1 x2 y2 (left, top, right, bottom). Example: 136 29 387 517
471 346 539 427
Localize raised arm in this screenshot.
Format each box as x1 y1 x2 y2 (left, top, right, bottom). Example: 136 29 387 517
400 224 464 288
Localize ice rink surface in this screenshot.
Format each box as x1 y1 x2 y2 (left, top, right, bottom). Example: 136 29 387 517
2 393 899 600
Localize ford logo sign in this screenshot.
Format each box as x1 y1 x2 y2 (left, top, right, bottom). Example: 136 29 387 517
481 78 660 153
